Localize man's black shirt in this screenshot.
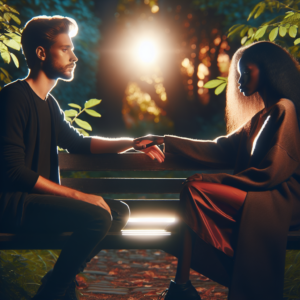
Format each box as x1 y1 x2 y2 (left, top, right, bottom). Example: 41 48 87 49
24 81 51 180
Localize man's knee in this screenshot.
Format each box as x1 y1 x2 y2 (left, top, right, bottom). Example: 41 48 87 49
86 206 112 233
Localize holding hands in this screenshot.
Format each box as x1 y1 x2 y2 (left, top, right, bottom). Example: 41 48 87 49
133 135 165 163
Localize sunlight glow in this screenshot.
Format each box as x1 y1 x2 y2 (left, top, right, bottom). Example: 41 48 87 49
122 229 171 236
128 217 177 223
137 40 157 63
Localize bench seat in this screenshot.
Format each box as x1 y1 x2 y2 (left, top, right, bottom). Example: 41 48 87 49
1 153 300 251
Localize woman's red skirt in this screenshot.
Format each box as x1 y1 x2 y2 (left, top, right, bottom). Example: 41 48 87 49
180 181 247 257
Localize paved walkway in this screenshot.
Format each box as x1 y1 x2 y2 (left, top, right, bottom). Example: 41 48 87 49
76 249 228 300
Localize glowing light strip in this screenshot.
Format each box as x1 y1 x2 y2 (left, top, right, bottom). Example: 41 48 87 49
121 229 171 236
251 115 271 156
127 217 177 223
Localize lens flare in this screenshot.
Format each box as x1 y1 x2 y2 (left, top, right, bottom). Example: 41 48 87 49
137 40 157 63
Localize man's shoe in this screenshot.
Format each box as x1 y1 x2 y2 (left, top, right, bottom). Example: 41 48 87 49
158 280 201 300
31 269 71 300
64 278 80 300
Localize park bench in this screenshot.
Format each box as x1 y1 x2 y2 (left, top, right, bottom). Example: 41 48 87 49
0 152 300 250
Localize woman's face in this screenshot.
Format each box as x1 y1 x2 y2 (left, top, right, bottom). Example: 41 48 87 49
237 58 261 96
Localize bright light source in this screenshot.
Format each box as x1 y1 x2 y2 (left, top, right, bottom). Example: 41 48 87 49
137 40 157 63
122 229 171 236
151 5 159 13
128 217 177 223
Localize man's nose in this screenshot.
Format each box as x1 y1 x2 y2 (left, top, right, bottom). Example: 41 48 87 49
71 52 78 62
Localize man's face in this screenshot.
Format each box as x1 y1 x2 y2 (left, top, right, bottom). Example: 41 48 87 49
43 33 78 81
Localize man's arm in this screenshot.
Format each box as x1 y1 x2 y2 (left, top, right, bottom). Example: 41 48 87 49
90 137 165 162
32 176 111 214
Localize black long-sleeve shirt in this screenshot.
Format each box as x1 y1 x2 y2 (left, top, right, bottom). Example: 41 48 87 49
0 80 91 231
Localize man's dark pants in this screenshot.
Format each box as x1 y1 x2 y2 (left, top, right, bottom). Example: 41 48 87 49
17 195 130 289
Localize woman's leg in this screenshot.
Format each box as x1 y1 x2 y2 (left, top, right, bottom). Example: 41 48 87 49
175 224 194 284
161 181 246 299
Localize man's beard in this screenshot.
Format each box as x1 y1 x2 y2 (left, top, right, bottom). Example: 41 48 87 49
43 58 75 81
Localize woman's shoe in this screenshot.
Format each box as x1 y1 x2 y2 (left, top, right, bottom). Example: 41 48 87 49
158 280 201 300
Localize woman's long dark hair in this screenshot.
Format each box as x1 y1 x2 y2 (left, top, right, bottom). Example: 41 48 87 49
225 41 300 133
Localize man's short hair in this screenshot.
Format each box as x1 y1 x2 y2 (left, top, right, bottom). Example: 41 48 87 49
21 15 78 69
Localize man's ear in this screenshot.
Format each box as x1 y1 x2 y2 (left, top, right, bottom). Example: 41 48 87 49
36 46 46 62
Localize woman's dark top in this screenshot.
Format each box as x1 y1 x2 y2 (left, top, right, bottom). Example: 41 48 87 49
0 80 92 231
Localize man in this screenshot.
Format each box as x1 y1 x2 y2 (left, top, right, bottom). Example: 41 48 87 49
0 16 164 300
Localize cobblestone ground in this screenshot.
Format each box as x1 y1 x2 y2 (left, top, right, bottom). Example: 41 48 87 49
76 249 228 300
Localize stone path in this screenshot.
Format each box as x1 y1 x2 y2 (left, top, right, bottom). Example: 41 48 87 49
76 249 228 300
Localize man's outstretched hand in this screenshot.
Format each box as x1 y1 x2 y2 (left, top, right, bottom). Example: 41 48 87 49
133 135 165 163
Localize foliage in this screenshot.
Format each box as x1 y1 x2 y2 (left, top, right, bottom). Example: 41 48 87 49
203 77 227 95
285 250 300 299
205 0 300 95
0 249 59 300
0 0 21 89
64 99 102 137
6 0 101 109
228 0 300 49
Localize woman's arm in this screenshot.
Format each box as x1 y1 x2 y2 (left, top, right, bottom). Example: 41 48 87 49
134 129 243 169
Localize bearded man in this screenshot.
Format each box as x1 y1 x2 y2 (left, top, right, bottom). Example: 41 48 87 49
0 16 164 300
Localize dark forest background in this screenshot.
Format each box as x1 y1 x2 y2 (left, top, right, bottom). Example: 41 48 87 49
2 0 271 140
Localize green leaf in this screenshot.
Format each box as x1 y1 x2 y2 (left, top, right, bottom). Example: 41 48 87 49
10 52 18 67
65 116 72 122
215 83 227 95
64 109 77 117
84 99 101 109
247 3 260 21
7 6 19 15
1 50 10 63
254 3 265 19
68 103 81 110
240 26 249 37
3 12 11 22
9 13 21 25
0 41 8 52
255 25 268 39
5 33 21 43
294 38 300 45
247 27 254 38
217 76 228 81
3 38 20 50
0 67 10 78
203 79 224 89
74 118 92 131
241 36 248 45
228 24 241 32
289 25 298 38
269 27 279 41
279 26 287 37
284 11 294 19
75 128 89 136
85 109 101 117
227 25 245 38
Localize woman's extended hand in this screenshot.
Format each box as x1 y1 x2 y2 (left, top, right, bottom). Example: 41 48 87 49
133 135 165 150
133 135 165 163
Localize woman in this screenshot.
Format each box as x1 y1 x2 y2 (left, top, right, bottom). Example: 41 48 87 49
134 41 300 300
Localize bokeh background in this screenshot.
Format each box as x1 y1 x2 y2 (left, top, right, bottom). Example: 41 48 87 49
3 0 271 140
